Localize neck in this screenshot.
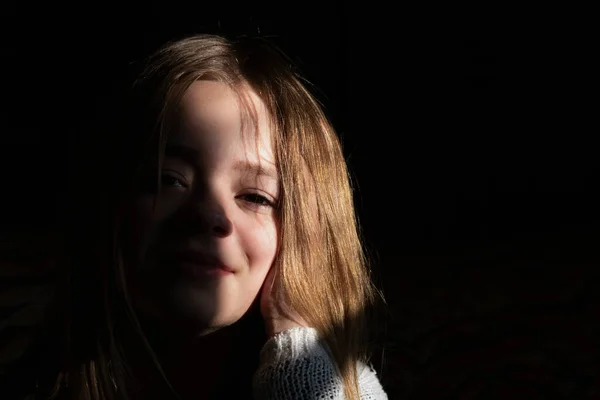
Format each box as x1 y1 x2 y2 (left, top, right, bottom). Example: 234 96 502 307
161 326 237 399
124 310 265 399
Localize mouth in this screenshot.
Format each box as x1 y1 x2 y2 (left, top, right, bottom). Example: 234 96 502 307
163 250 236 279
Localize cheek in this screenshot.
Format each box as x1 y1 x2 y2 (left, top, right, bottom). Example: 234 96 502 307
240 217 278 272
124 196 162 262
232 219 277 315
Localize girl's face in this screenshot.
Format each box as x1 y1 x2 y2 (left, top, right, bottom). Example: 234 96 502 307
126 80 279 334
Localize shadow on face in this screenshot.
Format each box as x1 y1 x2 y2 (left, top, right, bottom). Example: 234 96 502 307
123 80 280 338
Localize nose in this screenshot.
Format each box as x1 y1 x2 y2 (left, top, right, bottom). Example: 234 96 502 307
209 210 232 237
178 196 233 238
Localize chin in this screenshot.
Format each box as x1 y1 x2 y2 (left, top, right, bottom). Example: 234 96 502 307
161 299 247 333
133 278 262 336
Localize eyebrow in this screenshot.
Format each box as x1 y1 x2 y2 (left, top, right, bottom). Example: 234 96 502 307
165 143 279 180
164 143 198 165
232 159 279 181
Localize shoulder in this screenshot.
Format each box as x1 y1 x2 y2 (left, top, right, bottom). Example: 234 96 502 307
254 327 388 399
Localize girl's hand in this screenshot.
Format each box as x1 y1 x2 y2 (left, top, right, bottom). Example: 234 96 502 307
259 265 309 337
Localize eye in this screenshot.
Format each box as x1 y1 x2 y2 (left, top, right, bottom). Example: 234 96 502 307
161 174 187 189
238 193 275 208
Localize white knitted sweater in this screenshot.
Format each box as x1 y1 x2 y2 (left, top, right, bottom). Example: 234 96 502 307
252 327 388 399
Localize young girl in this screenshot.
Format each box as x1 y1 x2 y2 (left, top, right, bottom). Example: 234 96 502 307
2 34 387 399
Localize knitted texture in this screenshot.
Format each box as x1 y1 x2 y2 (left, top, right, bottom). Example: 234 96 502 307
252 327 388 399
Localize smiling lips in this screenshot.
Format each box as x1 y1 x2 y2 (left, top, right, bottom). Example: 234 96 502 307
170 250 236 278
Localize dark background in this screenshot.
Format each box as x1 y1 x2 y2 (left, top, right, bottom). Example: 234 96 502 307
1 3 599 398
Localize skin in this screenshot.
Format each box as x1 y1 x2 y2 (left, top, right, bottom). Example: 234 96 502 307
124 80 306 398
128 80 280 333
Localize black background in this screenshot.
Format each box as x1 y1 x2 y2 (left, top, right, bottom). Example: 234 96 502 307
1 3 598 398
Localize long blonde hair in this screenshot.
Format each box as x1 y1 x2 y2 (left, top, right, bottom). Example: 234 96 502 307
18 34 385 400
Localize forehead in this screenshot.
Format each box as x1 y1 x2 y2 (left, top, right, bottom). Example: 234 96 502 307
171 80 275 168
177 80 271 143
